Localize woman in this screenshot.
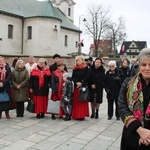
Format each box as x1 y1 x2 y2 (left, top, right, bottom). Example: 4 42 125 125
118 48 150 150
119 60 130 82
72 55 89 120
0 56 11 119
51 63 67 119
88 57 105 119
105 61 123 120
11 60 29 117
29 58 51 119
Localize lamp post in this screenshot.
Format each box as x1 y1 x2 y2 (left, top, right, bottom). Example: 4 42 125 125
78 15 86 55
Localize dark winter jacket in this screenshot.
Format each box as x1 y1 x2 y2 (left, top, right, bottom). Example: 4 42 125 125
88 65 105 103
72 66 89 88
105 68 123 100
12 67 29 102
29 65 51 96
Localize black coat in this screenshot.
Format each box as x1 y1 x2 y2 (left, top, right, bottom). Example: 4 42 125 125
49 63 68 73
88 65 105 103
72 66 89 88
29 66 51 96
118 76 150 150
105 68 123 100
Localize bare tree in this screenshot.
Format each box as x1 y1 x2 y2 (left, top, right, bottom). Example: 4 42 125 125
105 17 126 57
84 5 111 57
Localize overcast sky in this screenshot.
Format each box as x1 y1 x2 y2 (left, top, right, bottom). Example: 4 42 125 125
74 0 150 53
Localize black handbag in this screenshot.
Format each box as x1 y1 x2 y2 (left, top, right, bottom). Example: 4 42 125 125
26 100 35 113
79 87 89 102
0 90 10 102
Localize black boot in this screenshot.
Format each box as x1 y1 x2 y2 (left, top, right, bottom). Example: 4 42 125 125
90 109 95 118
40 113 44 118
95 109 99 119
36 114 40 119
51 114 56 120
64 114 71 121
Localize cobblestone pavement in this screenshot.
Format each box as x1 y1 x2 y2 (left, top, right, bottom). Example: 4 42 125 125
0 91 123 150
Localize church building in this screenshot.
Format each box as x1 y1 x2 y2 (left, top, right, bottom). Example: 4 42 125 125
0 0 80 56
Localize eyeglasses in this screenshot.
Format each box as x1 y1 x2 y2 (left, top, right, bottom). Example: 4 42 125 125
109 66 115 67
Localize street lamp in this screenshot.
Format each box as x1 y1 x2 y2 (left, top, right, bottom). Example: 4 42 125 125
78 15 86 55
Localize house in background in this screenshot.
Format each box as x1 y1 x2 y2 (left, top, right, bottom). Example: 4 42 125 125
0 0 80 56
89 40 112 57
120 40 147 60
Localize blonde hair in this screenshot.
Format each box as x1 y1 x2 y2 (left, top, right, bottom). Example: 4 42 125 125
138 48 150 64
15 59 25 68
75 55 85 63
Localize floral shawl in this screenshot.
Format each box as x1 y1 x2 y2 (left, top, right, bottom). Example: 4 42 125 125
126 73 150 126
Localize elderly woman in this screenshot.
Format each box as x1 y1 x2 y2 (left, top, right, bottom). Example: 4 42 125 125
29 58 51 119
0 56 11 119
72 55 89 120
118 48 150 149
88 57 105 119
12 60 29 117
105 61 124 120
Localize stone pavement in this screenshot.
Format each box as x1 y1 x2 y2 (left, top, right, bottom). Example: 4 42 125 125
0 91 123 150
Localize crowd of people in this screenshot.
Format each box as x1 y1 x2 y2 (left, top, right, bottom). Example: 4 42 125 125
0 52 136 120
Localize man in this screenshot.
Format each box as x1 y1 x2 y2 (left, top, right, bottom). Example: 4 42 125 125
49 54 68 73
25 56 37 76
129 58 139 76
116 53 130 68
87 57 93 67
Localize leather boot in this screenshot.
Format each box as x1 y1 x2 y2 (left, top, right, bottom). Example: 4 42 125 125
95 109 99 119
5 111 11 119
90 109 95 118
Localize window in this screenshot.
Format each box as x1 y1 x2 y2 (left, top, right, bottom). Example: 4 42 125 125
8 24 13 38
68 8 71 16
64 35 68 46
27 26 32 39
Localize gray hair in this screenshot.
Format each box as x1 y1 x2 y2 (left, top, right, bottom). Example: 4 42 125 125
138 48 150 64
108 61 116 67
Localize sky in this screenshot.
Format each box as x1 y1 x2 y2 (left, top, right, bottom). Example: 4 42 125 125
73 0 150 53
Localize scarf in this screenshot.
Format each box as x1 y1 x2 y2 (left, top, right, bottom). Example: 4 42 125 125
73 63 86 70
126 73 150 126
31 66 51 89
0 64 6 82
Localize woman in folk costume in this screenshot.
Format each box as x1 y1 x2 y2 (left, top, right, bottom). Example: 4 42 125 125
29 58 51 119
0 56 12 119
118 48 150 149
51 63 67 120
72 55 89 120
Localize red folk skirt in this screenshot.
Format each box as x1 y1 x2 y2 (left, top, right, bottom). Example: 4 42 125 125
72 88 89 119
33 95 48 114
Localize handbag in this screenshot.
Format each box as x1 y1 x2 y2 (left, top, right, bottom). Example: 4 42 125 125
79 86 89 102
0 90 10 102
47 100 60 114
26 100 35 113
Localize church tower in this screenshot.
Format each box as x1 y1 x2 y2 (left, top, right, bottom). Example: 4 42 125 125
51 0 75 22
